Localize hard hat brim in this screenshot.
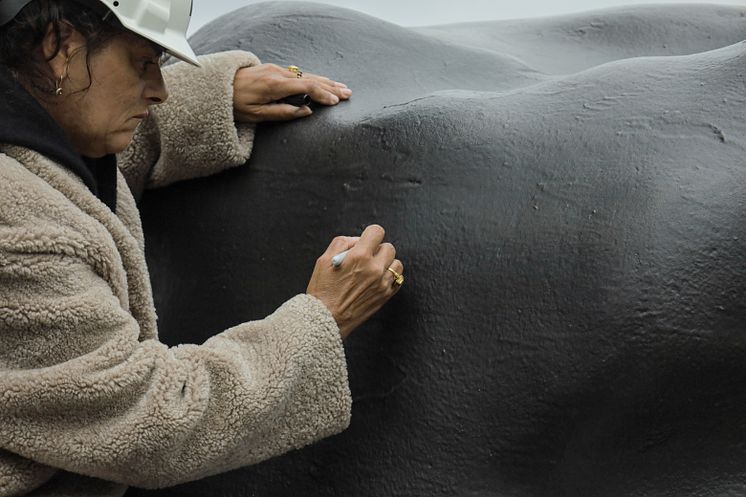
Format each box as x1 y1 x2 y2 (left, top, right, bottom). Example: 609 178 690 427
119 21 201 67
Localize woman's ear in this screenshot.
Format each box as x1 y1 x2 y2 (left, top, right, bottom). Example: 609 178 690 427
41 21 86 78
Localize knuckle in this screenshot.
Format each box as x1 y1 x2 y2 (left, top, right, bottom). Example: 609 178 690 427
381 242 396 257
309 86 328 98
376 262 389 276
361 265 377 278
348 249 368 262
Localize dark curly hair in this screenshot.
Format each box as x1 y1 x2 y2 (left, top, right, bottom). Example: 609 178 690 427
0 0 128 94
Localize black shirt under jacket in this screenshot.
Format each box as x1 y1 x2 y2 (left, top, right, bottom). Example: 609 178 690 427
0 66 118 212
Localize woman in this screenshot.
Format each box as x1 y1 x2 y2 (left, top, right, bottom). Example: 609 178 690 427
0 0 404 495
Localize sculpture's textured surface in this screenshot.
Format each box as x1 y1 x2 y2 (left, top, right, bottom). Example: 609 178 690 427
130 3 746 496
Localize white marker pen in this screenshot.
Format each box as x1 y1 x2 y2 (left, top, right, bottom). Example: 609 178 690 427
331 249 349 267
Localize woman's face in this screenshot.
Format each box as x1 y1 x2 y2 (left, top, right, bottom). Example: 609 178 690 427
42 27 169 158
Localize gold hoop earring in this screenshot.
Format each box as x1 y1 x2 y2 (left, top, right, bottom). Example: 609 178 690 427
55 57 71 96
55 76 64 96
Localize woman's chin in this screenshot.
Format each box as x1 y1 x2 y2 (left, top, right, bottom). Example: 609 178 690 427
80 132 136 158
107 131 137 155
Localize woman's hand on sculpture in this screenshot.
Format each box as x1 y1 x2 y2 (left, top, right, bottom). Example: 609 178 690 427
307 225 404 340
233 63 352 123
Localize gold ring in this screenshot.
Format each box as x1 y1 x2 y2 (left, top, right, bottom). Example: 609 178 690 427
387 267 404 287
287 65 303 78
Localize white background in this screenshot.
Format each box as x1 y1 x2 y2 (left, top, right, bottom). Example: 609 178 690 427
189 0 746 34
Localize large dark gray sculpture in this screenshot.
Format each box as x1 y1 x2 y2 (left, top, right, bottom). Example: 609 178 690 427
129 3 746 496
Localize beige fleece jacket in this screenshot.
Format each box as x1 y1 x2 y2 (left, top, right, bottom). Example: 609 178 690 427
0 50 352 497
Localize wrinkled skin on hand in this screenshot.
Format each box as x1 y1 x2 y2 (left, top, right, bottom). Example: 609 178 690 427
233 63 352 122
306 225 403 339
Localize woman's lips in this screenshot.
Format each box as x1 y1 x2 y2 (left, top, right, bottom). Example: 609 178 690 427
133 112 149 119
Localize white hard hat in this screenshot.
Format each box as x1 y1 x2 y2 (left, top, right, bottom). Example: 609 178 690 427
98 0 200 66
0 0 200 66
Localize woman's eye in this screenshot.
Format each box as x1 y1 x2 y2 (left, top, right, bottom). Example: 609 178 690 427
142 58 160 71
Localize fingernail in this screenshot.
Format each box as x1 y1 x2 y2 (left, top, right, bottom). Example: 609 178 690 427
330 95 340 104
335 82 348 88
341 88 352 97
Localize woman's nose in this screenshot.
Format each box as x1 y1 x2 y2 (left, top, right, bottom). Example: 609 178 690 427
144 69 169 104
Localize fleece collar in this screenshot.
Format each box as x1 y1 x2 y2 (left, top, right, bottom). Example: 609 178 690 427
0 65 117 212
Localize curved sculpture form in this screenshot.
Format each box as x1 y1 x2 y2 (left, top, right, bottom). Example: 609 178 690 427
130 3 746 496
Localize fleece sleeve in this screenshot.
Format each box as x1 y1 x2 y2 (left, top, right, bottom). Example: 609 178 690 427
117 50 261 200
0 245 351 489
